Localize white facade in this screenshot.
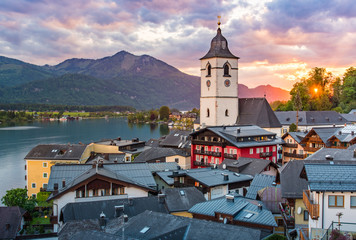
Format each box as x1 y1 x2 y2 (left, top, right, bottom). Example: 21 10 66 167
308 190 356 234
200 57 239 127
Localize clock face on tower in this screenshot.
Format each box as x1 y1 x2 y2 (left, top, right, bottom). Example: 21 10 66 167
224 79 231 87
206 80 211 87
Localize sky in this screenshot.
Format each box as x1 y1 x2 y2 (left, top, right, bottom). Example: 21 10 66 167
1 0 356 90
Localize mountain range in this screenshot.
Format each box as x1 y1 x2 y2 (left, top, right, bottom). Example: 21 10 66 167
0 51 290 110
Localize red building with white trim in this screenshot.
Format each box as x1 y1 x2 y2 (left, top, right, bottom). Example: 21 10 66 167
190 125 283 168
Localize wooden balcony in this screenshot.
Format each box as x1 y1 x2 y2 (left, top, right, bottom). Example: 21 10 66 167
191 140 225 147
193 150 221 157
224 153 237 159
304 146 322 152
193 161 213 167
283 152 306 159
303 190 319 220
278 203 295 229
260 152 273 158
284 143 298 148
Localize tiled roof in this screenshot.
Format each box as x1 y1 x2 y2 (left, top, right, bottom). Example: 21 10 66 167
146 162 180 172
305 148 356 161
328 125 356 142
341 113 356 123
280 160 308 199
245 174 276 199
282 132 307 144
238 98 281 128
116 210 261 240
192 125 283 148
162 187 206 212
305 164 356 191
189 195 277 227
0 207 27 239
159 130 191 149
275 111 347 126
219 157 276 176
61 196 169 223
134 147 189 163
25 144 87 160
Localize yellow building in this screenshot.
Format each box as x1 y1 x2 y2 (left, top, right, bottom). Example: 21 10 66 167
25 144 89 197
25 141 126 197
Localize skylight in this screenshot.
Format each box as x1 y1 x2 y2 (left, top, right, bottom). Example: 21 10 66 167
180 190 185 196
244 213 254 219
140 226 150 234
174 134 179 136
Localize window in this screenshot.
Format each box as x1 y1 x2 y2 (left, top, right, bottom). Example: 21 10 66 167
351 196 356 207
250 148 253 154
256 148 260 154
32 183 36 188
196 155 199 161
43 183 48 189
299 150 304 154
266 147 269 152
207 63 211 76
205 146 208 151
273 146 276 152
211 157 214 163
32 194 36 198
303 210 309 221
223 63 230 76
179 177 184 183
120 187 125 195
225 109 229 116
175 158 179 163
328 195 344 207
43 173 48 178
260 147 264 153
207 108 210 117
43 162 48 168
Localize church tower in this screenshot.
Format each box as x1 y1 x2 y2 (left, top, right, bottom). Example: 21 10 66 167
200 19 239 127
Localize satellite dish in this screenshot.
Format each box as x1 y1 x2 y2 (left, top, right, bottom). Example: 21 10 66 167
297 207 302 215
223 164 226 169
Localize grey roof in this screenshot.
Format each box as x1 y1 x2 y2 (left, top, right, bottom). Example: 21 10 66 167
304 148 356 161
146 162 180 172
47 163 161 192
304 163 356 191
245 174 276 199
189 195 277 227
348 144 356 150
192 125 283 148
60 196 169 223
257 186 283 214
116 210 261 240
162 187 206 212
25 144 87 160
219 157 277 176
158 168 253 187
0 206 27 239
280 160 308 199
159 130 191 149
327 125 356 142
200 28 239 60
282 132 307 144
86 153 126 164
145 138 161 147
341 113 356 123
349 109 356 114
275 111 347 126
238 98 281 128
134 147 189 163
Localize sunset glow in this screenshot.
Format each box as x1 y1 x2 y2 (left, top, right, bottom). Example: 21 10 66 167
1 0 356 91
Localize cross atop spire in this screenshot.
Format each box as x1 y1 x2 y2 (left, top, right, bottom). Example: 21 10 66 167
217 16 221 28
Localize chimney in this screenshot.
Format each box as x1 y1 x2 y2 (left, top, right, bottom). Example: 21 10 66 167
117 137 121 141
99 211 107 230
226 194 234 203
237 128 241 134
128 198 133 206
98 160 104 168
62 179 66 188
325 155 333 161
352 131 355 136
158 193 165 204
258 204 262 211
114 205 124 218
123 214 128 222
222 173 229 181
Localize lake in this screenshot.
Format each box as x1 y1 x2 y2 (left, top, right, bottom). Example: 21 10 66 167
0 118 169 201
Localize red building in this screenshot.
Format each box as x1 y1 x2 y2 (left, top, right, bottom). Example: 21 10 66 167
190 125 282 168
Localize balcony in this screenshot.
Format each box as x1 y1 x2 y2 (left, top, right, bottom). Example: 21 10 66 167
303 190 319 220
283 152 306 159
191 139 225 147
304 146 321 152
278 203 295 229
224 153 237 159
193 150 221 157
260 152 273 158
193 161 213 167
284 143 298 148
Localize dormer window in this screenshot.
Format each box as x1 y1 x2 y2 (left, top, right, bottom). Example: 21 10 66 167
206 63 211 77
223 63 230 77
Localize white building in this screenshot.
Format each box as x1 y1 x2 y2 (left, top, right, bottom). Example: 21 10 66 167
301 162 356 238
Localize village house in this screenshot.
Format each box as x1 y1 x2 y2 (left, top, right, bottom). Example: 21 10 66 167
0 206 28 240
281 132 307 164
190 125 283 168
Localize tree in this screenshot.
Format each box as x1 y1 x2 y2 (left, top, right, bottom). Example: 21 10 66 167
340 67 356 109
159 106 170 120
289 123 297 132
1 188 36 212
